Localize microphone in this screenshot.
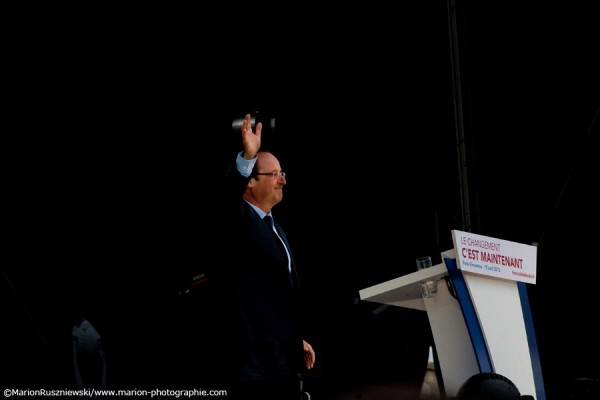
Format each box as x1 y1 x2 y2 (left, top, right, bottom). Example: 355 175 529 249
232 112 276 133
231 116 256 131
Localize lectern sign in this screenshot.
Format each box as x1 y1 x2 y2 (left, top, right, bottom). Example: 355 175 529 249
451 230 537 284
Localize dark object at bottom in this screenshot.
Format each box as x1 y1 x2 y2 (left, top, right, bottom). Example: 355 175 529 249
457 372 523 400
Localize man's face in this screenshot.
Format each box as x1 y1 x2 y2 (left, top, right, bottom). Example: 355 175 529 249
248 152 286 210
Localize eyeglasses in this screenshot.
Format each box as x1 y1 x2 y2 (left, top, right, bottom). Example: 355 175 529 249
255 171 286 179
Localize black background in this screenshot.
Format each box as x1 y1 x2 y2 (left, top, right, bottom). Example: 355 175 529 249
2 2 598 399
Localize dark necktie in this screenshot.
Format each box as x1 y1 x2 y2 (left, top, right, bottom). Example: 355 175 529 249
263 215 275 230
263 215 289 269
263 215 297 291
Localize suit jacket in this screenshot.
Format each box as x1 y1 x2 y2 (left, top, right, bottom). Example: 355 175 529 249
203 165 305 380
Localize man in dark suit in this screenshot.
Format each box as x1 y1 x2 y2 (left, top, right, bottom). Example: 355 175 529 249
203 114 315 399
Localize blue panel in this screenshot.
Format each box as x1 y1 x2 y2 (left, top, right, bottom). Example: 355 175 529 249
443 256 493 373
518 282 546 400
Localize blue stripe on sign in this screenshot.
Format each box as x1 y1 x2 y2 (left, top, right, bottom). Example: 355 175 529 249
443 256 493 373
518 282 546 400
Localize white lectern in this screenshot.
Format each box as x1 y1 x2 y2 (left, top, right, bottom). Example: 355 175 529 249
359 248 545 399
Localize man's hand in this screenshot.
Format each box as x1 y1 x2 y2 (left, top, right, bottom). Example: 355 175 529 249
303 340 315 370
241 114 262 159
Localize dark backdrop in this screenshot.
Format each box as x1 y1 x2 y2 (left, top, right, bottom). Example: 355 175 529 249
3 2 598 399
